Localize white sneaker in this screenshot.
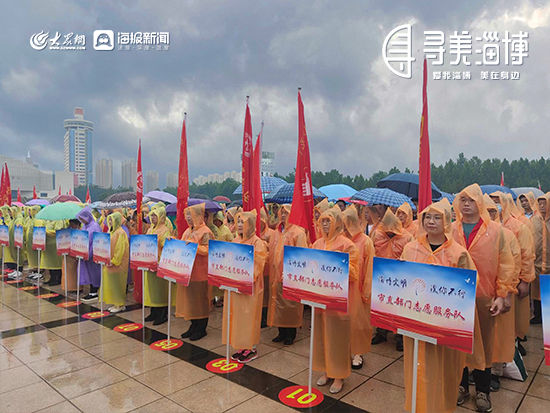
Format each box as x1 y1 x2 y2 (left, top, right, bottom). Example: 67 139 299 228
109 305 126 313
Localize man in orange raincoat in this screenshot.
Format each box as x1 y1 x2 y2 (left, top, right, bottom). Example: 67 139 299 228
401 199 476 413
452 184 515 413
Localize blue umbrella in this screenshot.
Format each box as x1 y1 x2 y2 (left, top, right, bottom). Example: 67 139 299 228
165 198 222 216
233 176 287 195
318 184 357 201
377 173 442 201
352 188 416 210
439 191 455 203
512 187 544 198
265 183 326 204
479 185 517 200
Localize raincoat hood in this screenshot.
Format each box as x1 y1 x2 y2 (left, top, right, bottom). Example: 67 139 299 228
278 204 291 228
314 198 330 218
516 191 539 216
236 210 257 241
378 209 404 235
453 183 491 224
342 206 363 238
396 202 414 228
76 207 95 225
318 206 344 242
417 199 453 240
184 203 206 229
483 194 499 220
107 212 123 233
29 205 41 218
149 206 166 229
490 191 511 222
1 206 12 223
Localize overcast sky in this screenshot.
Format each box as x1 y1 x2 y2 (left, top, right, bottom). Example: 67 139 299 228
1 0 549 187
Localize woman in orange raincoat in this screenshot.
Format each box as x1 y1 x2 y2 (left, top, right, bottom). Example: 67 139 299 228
223 210 268 363
259 209 281 330
396 202 418 236
313 198 331 239
451 184 514 413
176 203 213 341
313 206 360 394
342 206 374 370
268 205 306 345
401 200 476 413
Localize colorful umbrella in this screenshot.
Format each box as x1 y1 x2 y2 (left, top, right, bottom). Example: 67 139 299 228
50 194 81 203
213 195 231 203
26 199 50 206
145 190 177 204
35 202 83 221
352 188 416 210
11 201 25 207
166 198 222 215
95 192 150 210
318 184 357 201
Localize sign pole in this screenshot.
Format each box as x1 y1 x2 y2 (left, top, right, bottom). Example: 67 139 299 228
1 246 4 304
167 280 172 344
140 268 146 326
397 329 437 413
220 285 239 364
63 254 68 298
37 250 41 297
302 299 326 396
100 263 104 314
76 258 81 304
16 247 19 279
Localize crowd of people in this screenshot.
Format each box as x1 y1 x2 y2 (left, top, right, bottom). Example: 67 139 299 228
0 182 548 413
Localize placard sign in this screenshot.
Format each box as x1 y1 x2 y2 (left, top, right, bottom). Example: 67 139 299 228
371 257 477 354
56 228 72 255
282 246 350 312
157 239 198 286
14 225 23 249
32 226 46 251
208 240 254 295
70 230 90 260
92 232 111 265
0 225 8 246
540 275 550 366
130 234 158 271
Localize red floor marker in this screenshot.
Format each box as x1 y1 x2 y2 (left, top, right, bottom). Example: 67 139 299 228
5 280 21 284
278 385 324 408
206 357 244 374
36 293 59 299
18 285 38 291
114 323 143 333
82 311 110 319
150 339 183 351
56 301 81 308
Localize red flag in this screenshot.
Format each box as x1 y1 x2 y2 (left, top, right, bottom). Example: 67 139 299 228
418 58 432 211
17 188 21 203
0 165 5 205
86 186 91 203
252 123 265 235
4 163 11 206
58 186 61 195
288 90 316 243
136 140 144 234
500 172 504 186
69 188 72 195
33 185 37 199
176 115 190 238
241 99 254 211
538 180 542 191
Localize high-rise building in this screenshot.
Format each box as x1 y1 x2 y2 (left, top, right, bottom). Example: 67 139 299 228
95 159 113 188
145 171 159 193
166 172 178 188
261 151 275 176
64 107 94 186
121 159 137 190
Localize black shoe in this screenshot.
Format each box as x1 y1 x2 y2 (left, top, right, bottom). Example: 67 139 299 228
518 342 527 356
283 337 295 345
190 329 207 341
371 332 387 345
272 327 285 343
181 324 194 339
153 307 168 325
81 293 98 303
530 316 542 325
395 337 403 352
145 308 156 322
261 307 268 328
490 375 500 392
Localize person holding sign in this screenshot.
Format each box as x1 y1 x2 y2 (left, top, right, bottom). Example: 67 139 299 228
400 199 476 413
312 206 359 394
396 202 419 237
0 206 17 272
76 208 102 301
268 205 305 345
176 203 213 341
342 206 374 370
312 199 330 239
144 206 171 325
223 210 268 363
60 220 81 291
25 206 41 276
41 219 64 285
452 184 515 413
100 212 129 313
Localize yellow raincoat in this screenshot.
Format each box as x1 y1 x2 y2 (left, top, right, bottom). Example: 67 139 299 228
451 184 515 369
401 200 476 413
342 206 373 355
25 206 41 268
41 220 64 270
312 206 360 379
176 203 213 320
99 212 129 306
222 210 268 350
268 205 306 328
213 211 234 242
1 206 16 264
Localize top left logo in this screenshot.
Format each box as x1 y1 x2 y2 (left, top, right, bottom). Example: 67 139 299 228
29 31 49 50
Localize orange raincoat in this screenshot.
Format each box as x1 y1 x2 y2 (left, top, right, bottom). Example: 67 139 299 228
397 202 419 236
401 200 476 413
176 203 214 320
222 211 268 350
267 205 306 328
451 184 515 369
342 206 373 355
260 209 281 308
312 207 360 379
313 199 331 239
370 209 413 259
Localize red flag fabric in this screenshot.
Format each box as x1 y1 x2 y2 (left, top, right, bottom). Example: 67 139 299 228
4 164 11 206
418 58 432 211
539 180 542 191
500 172 504 186
33 185 37 199
17 188 21 203
86 186 91 204
176 115 190 238
0 165 5 205
252 125 265 236
58 186 61 196
241 100 254 211
69 188 72 195
136 140 144 234
288 90 316 244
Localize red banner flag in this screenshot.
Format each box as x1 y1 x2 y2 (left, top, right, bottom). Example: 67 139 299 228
69 188 72 195
136 140 144 234
4 163 11 206
33 185 37 199
0 165 5 205
288 90 316 244
58 186 61 196
176 114 190 238
241 99 254 211
418 58 432 211
252 124 265 235
17 188 21 203
500 172 504 186
86 186 91 203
